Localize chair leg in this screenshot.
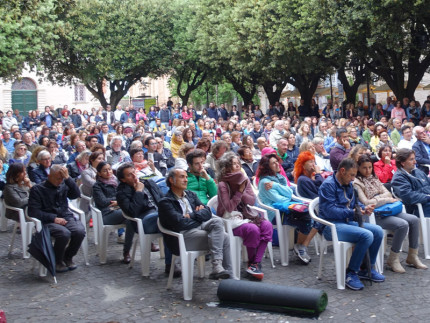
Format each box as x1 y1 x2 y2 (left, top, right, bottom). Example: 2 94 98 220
167 255 176 289
129 237 138 268
267 242 275 268
8 222 18 255
183 254 196 301
22 222 34 259
99 228 109 264
424 219 430 259
141 235 152 277
317 237 326 280
0 206 8 232
158 237 165 259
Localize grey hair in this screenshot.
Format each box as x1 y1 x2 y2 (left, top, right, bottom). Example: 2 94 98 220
216 151 239 182
50 164 63 174
110 135 123 147
312 137 324 145
129 141 143 150
166 167 183 188
37 150 51 161
76 150 91 162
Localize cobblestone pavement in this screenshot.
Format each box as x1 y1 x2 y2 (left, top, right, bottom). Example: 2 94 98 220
1 223 430 323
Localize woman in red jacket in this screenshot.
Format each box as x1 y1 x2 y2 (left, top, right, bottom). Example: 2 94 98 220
374 145 397 187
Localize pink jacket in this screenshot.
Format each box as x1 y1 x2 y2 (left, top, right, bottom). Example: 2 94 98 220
217 172 256 217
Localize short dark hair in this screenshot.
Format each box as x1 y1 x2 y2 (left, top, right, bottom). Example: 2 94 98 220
129 148 143 159
144 136 155 146
338 158 357 172
166 168 181 188
395 148 415 169
116 162 135 181
185 149 206 165
367 120 375 127
401 125 411 135
86 135 98 142
96 161 108 173
335 128 347 139
237 145 251 158
378 145 392 159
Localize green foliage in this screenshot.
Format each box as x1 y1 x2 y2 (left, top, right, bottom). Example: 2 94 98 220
39 0 174 107
0 0 65 78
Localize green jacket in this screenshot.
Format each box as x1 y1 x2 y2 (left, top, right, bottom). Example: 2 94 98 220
186 172 217 205
362 129 372 144
390 128 401 146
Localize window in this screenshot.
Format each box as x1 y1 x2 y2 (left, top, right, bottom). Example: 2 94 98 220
74 85 86 102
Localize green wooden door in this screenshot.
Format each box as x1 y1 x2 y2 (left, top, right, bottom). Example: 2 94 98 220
12 90 37 114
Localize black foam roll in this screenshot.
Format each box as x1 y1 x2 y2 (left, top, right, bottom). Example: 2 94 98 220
217 280 328 314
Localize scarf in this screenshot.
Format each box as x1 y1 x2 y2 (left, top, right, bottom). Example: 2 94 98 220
220 171 248 197
97 175 119 188
359 176 381 200
134 160 149 172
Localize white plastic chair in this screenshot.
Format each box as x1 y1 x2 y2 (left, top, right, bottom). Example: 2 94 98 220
0 194 8 232
309 197 355 290
207 196 275 280
157 218 207 301
122 211 164 277
90 202 126 264
79 184 99 246
392 189 430 259
256 196 294 266
69 203 90 265
4 203 37 259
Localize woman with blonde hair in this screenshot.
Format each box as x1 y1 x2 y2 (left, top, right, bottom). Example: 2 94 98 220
0 140 10 163
295 122 313 148
170 130 185 158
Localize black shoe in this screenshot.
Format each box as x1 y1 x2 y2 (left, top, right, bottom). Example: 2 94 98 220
151 242 160 252
56 262 69 273
122 252 131 264
64 259 77 271
165 264 181 278
209 270 230 280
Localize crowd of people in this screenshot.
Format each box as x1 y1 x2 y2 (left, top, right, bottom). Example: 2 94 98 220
2 94 430 290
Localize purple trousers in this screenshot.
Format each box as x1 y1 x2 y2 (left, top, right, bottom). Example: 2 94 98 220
233 220 273 264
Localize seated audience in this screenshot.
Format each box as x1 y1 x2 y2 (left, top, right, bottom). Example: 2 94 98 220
257 153 313 264
186 149 217 205
373 145 396 186
28 150 51 184
238 145 258 181
159 168 231 280
116 163 176 275
92 162 128 260
217 152 272 280
319 158 385 290
329 128 351 171
354 154 426 273
3 163 32 221
392 148 430 217
28 165 86 273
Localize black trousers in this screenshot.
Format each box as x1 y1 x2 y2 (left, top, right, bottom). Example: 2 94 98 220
47 218 86 264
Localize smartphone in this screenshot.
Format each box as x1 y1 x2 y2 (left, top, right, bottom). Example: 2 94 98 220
148 153 154 162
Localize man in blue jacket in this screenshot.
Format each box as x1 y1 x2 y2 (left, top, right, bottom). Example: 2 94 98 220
318 158 385 290
412 126 430 175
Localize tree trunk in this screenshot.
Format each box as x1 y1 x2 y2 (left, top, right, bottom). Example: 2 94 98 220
262 80 287 106
337 65 367 104
225 74 257 106
289 73 322 107
176 67 206 106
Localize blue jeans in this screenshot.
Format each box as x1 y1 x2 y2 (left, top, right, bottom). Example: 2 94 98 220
323 221 383 272
124 212 172 265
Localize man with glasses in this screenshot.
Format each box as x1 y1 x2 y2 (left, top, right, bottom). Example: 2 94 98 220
29 150 52 184
154 136 175 169
397 125 416 150
67 140 87 163
143 137 167 176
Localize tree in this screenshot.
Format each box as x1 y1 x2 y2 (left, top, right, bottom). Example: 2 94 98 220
40 0 174 108
337 61 368 104
0 0 67 78
326 0 430 100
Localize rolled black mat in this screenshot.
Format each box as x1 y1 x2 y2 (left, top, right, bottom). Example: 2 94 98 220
217 280 328 314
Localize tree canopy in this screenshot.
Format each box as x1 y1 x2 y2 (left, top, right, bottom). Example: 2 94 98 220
39 0 174 108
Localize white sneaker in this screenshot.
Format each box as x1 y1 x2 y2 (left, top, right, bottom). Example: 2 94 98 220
117 234 125 244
